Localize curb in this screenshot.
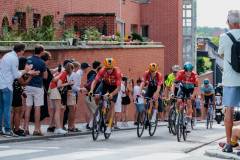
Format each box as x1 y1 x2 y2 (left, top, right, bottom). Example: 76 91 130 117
205 149 240 160
0 124 166 144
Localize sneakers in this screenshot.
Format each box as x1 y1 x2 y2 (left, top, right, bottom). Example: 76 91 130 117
86 124 91 130
54 128 68 135
14 130 26 137
114 126 120 130
47 127 56 133
222 143 233 153
3 130 18 137
134 122 138 126
105 127 111 134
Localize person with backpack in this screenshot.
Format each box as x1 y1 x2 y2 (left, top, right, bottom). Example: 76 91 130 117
218 10 240 153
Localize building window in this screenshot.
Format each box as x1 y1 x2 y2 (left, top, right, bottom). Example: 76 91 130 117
131 24 138 33
2 16 10 34
33 14 41 28
142 25 149 37
14 12 26 32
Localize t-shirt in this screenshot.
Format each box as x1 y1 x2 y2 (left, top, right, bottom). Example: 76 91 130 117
27 55 46 88
176 70 198 89
218 29 240 86
201 84 214 96
49 71 68 89
87 70 97 82
142 71 163 87
133 85 144 104
95 67 122 86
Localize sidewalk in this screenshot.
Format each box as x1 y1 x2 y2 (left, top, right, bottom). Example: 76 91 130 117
0 121 167 144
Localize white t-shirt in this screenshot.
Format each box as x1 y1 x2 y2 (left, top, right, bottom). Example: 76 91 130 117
133 85 144 104
121 83 127 97
218 29 240 86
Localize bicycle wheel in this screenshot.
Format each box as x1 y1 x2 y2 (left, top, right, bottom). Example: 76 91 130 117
137 111 145 138
168 107 177 135
92 107 101 141
176 112 182 142
182 114 187 141
149 110 158 136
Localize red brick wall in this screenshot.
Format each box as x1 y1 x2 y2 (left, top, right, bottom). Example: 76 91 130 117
0 46 165 122
65 14 116 36
141 0 183 74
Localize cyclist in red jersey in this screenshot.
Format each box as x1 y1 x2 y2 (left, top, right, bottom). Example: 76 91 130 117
89 58 122 134
175 62 198 132
140 63 163 122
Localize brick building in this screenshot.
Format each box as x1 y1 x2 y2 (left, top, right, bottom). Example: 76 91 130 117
0 0 183 73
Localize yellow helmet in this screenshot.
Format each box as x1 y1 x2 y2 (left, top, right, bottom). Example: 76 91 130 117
103 58 116 69
148 63 158 73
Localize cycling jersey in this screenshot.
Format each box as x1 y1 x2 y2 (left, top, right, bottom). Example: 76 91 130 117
142 71 163 87
165 73 175 88
95 67 122 86
175 70 198 89
201 84 214 96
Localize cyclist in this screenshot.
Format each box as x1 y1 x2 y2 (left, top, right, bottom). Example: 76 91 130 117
200 78 215 120
164 65 181 120
89 58 122 134
175 62 198 132
140 63 163 122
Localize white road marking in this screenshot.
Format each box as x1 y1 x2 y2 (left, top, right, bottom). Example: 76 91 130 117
28 150 114 160
0 149 44 158
124 153 189 160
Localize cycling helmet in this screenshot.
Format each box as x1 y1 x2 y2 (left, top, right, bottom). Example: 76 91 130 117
103 58 116 69
148 63 158 73
203 78 209 85
183 62 194 72
172 65 181 72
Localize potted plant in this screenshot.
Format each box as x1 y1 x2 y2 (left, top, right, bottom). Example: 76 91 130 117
63 28 76 45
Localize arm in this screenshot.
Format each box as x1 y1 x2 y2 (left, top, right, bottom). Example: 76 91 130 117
43 71 48 80
18 75 33 86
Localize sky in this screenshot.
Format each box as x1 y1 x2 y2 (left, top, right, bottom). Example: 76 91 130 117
197 0 240 28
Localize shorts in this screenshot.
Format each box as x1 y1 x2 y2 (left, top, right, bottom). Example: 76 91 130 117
84 96 98 114
204 95 214 108
145 85 157 98
122 96 131 105
95 82 118 103
49 88 61 100
177 86 194 99
25 86 44 107
67 92 77 106
223 86 240 107
50 99 64 109
12 92 22 107
135 103 145 112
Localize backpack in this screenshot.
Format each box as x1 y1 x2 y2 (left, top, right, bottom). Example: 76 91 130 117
226 32 240 73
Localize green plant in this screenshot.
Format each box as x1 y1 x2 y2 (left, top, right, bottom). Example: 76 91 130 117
0 31 22 41
197 57 212 74
83 27 102 41
42 15 54 28
131 32 143 42
211 36 220 46
63 28 76 39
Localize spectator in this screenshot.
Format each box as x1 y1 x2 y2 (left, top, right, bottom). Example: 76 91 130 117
48 62 74 134
195 95 201 119
133 79 144 125
84 61 101 129
121 77 131 127
218 10 240 152
114 87 122 129
0 43 33 137
11 57 33 136
24 45 47 136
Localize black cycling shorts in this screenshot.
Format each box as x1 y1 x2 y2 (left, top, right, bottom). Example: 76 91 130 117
95 81 118 103
204 95 214 108
177 86 194 99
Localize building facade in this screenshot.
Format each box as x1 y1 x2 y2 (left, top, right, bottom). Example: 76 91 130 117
0 0 184 73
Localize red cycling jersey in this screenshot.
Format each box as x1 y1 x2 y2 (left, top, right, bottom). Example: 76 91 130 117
176 70 198 86
142 71 163 87
95 67 122 86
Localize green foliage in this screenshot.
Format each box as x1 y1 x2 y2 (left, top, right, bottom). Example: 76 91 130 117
83 27 101 41
197 57 212 74
131 32 143 42
63 28 76 39
42 15 54 28
0 31 22 41
21 26 55 41
211 36 220 46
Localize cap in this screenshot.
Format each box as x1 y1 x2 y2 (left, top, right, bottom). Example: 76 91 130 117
81 62 91 69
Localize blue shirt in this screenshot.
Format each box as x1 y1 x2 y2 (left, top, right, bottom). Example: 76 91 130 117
27 55 46 88
0 51 22 90
201 84 214 95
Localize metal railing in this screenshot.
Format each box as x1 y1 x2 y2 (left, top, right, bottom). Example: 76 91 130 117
0 41 68 47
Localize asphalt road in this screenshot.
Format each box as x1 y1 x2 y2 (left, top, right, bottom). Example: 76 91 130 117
0 122 225 160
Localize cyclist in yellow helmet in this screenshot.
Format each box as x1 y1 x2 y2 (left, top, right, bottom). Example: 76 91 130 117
89 58 122 134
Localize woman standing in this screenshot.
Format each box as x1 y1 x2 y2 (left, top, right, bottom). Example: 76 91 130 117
121 77 131 127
